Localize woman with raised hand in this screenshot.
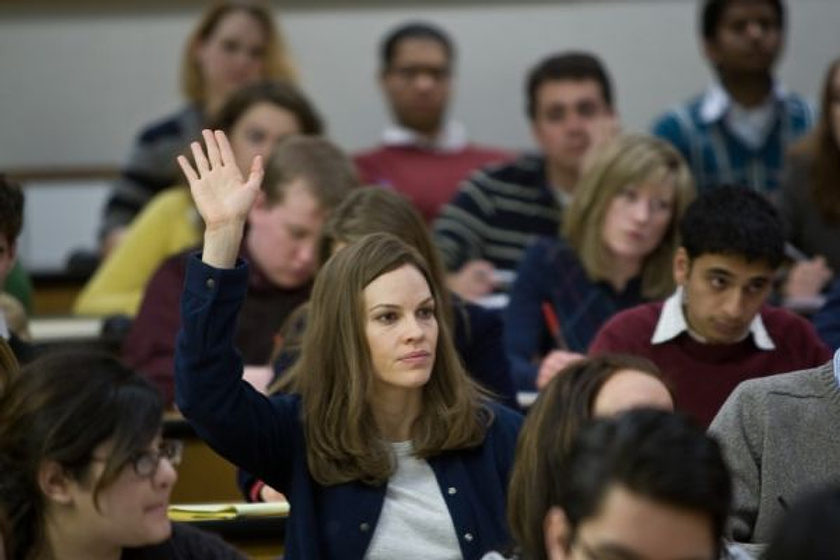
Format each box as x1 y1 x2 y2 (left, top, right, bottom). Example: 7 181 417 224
0 350 244 560
175 130 522 559
504 134 694 392
100 0 296 255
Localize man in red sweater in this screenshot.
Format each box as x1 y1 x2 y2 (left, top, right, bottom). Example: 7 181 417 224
354 22 510 223
590 186 831 427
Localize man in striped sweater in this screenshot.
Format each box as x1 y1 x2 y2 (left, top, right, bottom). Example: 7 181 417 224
433 52 617 302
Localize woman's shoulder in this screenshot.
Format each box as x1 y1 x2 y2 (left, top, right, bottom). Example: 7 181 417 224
121 522 246 559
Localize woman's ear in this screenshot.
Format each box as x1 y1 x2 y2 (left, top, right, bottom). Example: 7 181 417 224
38 461 75 506
544 506 572 560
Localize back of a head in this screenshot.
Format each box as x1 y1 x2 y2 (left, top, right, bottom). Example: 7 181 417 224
679 185 785 268
554 409 731 556
525 51 613 120
701 0 786 41
319 187 448 291
0 351 163 559
261 135 358 210
380 21 454 70
763 485 840 560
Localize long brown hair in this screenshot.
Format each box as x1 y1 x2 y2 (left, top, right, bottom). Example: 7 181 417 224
791 57 840 224
507 354 668 560
180 0 297 106
563 134 695 299
293 233 491 486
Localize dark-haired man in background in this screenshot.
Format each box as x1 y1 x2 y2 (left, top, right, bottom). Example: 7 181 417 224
652 0 813 195
590 186 830 426
354 22 510 224
434 51 617 301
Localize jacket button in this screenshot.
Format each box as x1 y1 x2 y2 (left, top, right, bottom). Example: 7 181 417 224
447 487 457 495
464 533 473 542
205 278 216 289
360 522 370 532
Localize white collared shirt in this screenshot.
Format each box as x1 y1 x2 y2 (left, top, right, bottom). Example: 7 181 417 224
699 82 783 150
381 121 468 153
651 287 775 350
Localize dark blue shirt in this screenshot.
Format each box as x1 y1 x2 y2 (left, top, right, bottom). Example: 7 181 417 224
504 237 644 391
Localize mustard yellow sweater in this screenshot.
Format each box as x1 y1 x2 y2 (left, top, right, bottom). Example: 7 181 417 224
74 187 201 316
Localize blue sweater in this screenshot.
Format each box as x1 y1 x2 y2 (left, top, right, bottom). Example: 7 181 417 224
504 238 644 391
175 255 523 559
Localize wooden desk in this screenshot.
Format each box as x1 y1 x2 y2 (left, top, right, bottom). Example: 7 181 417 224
164 413 243 504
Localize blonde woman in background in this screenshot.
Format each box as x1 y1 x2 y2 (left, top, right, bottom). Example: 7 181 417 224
99 0 296 254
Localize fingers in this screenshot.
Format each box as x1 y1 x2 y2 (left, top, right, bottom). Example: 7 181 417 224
203 129 223 168
215 130 238 169
245 155 265 191
190 141 210 176
177 155 199 185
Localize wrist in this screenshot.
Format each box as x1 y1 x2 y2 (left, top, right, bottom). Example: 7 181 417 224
202 221 245 269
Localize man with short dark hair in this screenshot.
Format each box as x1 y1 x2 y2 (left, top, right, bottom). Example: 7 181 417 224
123 136 358 405
434 52 617 301
590 186 831 426
354 22 510 223
653 0 813 195
542 409 731 560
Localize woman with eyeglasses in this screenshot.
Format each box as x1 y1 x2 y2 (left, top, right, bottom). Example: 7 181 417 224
0 350 244 560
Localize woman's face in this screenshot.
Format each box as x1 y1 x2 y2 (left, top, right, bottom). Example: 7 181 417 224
592 369 674 417
830 65 840 149
63 437 178 551
601 176 675 266
229 102 301 174
195 9 268 101
364 264 438 400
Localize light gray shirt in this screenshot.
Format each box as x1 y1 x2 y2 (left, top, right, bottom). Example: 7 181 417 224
365 441 461 560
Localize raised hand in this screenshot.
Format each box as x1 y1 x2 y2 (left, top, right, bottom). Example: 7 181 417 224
177 129 264 232
177 130 264 269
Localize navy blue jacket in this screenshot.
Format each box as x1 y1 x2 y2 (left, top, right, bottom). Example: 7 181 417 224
175 256 522 559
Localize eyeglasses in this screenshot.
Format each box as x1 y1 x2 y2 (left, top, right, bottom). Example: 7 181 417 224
130 439 183 479
93 439 184 479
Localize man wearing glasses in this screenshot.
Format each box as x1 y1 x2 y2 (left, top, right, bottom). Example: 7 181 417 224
355 22 510 224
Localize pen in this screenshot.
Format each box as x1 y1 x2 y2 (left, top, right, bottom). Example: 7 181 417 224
541 302 569 350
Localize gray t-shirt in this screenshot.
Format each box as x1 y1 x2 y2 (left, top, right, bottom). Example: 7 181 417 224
364 441 461 559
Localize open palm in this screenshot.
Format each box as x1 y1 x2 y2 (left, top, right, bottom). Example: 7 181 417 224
177 130 263 231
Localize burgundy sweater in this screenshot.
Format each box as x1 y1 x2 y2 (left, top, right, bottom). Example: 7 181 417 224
589 302 832 427
354 144 511 223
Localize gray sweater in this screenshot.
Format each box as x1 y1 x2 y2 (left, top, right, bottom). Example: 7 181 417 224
709 361 840 545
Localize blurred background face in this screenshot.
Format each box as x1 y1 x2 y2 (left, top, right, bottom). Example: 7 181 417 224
246 180 325 289
531 79 611 178
601 177 675 266
592 369 674 417
381 38 452 136
704 0 782 77
196 9 268 102
228 102 302 174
